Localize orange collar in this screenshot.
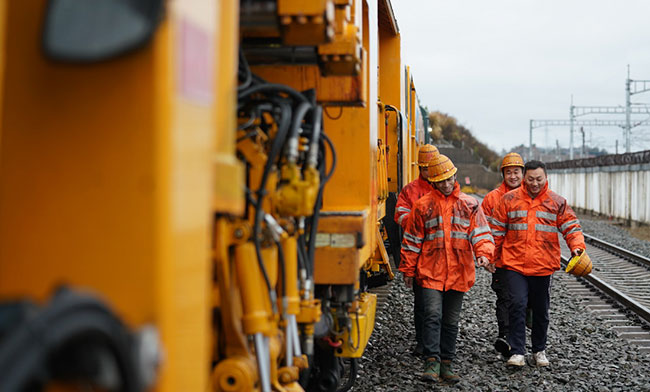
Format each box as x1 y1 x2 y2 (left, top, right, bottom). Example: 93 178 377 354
519 181 549 202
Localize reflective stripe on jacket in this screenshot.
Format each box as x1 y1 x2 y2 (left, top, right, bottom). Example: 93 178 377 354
394 175 433 229
399 182 495 292
489 182 586 276
481 182 515 268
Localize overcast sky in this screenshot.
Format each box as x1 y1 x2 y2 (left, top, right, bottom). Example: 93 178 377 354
391 0 650 154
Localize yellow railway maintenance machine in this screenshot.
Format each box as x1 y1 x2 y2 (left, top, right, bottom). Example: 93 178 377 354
0 1 425 391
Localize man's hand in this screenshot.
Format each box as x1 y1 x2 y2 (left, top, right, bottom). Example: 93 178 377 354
477 256 496 273
404 276 413 289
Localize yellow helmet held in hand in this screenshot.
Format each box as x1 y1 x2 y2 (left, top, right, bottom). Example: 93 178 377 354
565 250 592 276
428 154 457 182
500 152 525 170
417 144 439 167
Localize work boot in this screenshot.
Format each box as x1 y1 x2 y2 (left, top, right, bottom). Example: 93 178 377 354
440 360 460 383
421 358 441 382
526 308 533 329
494 337 511 358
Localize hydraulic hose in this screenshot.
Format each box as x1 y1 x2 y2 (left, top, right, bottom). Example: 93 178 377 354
252 99 292 312
237 48 252 92
238 83 309 105
287 102 313 164
306 133 337 275
307 106 323 168
0 288 146 392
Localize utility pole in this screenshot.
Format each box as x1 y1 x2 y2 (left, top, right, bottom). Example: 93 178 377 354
528 119 533 160
615 140 618 154
626 65 631 153
556 139 560 161
569 95 574 159
581 127 585 158
624 65 650 153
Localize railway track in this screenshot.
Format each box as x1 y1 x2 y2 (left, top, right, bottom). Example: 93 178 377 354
561 233 650 353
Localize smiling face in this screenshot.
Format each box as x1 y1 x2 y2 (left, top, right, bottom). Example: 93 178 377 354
434 174 456 196
524 167 547 197
503 166 523 189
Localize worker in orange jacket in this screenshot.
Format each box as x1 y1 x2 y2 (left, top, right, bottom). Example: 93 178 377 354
394 144 438 228
400 154 494 383
480 152 524 356
489 160 585 367
394 144 438 357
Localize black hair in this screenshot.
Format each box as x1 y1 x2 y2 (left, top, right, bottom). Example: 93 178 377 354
524 160 547 175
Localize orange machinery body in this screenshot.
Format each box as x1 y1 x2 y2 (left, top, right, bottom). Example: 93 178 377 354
0 0 428 391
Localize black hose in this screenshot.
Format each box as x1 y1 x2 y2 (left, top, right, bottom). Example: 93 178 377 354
304 131 337 277
335 358 359 392
307 106 323 167
251 99 292 312
287 102 313 161
238 83 309 104
237 48 252 92
0 288 142 392
298 233 309 277
276 238 287 300
320 133 337 185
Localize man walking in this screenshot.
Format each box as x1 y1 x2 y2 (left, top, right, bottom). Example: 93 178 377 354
394 144 438 357
400 154 494 383
480 152 524 356
489 160 585 367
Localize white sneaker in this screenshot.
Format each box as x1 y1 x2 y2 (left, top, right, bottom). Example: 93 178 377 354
533 351 549 367
506 354 525 367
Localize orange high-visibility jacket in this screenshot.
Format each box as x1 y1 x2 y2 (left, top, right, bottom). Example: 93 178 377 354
394 175 433 229
399 182 495 292
481 182 510 218
481 182 514 268
489 182 585 276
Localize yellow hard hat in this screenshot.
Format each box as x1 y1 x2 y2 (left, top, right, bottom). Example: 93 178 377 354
417 144 439 167
500 152 524 170
428 154 457 182
565 250 592 276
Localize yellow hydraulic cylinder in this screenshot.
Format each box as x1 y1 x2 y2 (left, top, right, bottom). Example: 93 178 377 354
211 356 258 392
280 236 300 316
269 334 291 392
234 242 273 335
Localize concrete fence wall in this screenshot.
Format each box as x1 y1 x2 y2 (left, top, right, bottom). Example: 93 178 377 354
548 164 650 224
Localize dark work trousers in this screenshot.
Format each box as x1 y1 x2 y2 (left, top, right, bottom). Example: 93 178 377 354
504 269 552 355
490 267 511 338
413 281 424 350
420 287 465 361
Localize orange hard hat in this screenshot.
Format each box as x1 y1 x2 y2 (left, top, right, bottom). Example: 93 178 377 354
428 154 457 182
417 144 439 167
565 250 592 276
500 152 525 170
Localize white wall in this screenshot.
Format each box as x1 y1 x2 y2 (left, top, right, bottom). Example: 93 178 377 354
548 164 650 224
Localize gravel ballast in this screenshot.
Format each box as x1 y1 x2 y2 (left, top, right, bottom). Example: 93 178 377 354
579 216 650 259
352 220 650 391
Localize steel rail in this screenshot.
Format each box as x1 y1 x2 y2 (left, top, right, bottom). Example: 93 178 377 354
561 254 650 325
561 235 650 325
583 233 650 269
